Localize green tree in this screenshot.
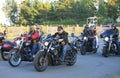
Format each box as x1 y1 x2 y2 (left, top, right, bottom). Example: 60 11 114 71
72 0 95 22
107 0 119 21
3 0 18 24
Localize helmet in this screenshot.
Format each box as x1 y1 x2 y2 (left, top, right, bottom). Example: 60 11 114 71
71 33 74 37
111 23 116 29
111 23 116 27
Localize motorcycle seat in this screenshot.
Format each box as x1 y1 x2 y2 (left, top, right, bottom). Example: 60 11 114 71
4 41 16 46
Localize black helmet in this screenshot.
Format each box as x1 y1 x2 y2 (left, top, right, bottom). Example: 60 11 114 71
71 33 74 37
111 23 116 27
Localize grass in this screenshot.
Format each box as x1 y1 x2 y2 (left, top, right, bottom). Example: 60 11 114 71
0 25 84 41
0 25 119 41
110 75 120 78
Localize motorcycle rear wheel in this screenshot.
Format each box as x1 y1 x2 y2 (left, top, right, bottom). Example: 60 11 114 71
66 50 77 66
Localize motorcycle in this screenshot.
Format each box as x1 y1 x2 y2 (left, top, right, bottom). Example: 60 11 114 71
34 35 77 72
80 35 99 55
8 34 39 67
0 32 15 61
70 33 82 52
100 29 119 57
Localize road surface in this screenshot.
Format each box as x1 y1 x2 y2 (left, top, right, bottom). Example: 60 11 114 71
0 39 120 78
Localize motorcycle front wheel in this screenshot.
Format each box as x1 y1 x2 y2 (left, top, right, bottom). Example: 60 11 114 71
80 46 86 55
102 47 109 57
34 51 48 72
75 40 81 51
8 49 22 67
1 49 10 61
93 48 98 54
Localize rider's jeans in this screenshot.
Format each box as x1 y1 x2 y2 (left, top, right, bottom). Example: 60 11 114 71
92 38 96 49
114 38 120 53
31 44 38 56
61 44 71 61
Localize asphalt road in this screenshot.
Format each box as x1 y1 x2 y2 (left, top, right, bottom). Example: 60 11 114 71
0 39 120 78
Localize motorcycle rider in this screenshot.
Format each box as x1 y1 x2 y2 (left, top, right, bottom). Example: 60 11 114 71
110 23 119 53
36 26 44 50
28 26 35 37
53 26 71 62
83 24 89 36
28 26 43 58
88 26 97 50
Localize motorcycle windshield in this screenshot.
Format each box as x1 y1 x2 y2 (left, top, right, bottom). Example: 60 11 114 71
44 36 53 42
101 29 116 37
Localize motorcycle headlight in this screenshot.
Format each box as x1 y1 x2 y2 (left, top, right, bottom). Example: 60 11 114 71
44 42 49 46
25 42 30 46
104 37 109 41
84 37 87 40
16 40 20 45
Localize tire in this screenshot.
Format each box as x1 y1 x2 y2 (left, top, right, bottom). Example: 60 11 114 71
1 50 9 61
75 41 81 51
34 51 48 72
80 46 86 55
8 49 22 67
67 50 77 66
102 47 109 57
93 48 97 54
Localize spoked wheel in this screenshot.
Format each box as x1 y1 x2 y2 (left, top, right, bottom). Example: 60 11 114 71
8 49 22 67
34 51 48 72
66 50 77 66
80 46 86 55
102 47 109 57
1 50 10 61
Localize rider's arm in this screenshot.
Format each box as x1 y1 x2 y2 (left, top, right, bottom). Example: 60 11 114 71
116 29 119 35
114 29 119 37
62 32 68 43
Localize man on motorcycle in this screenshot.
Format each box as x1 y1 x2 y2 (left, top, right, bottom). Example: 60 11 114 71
88 26 97 49
111 23 119 53
28 26 43 58
28 26 35 36
83 24 89 36
53 26 71 62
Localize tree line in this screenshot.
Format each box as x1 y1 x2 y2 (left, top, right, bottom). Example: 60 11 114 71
3 0 120 25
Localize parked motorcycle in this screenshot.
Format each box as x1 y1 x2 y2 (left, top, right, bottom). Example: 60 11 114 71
8 34 39 67
80 36 99 55
0 32 15 61
100 29 119 57
34 35 77 72
70 33 82 52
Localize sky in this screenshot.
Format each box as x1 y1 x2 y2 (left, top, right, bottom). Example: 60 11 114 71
0 0 8 25
0 0 58 25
